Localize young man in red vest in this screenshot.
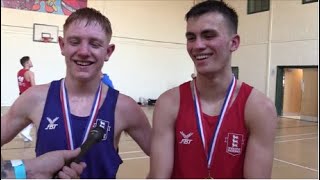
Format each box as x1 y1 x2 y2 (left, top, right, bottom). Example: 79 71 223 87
17 56 35 142
149 1 278 178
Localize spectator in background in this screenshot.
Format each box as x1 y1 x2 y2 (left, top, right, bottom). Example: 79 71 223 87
17 56 35 142
101 72 114 88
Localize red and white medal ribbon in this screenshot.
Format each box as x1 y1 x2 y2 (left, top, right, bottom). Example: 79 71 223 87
193 75 236 168
60 78 102 150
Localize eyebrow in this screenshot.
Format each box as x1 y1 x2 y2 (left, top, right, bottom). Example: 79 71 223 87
185 32 194 37
66 36 104 43
185 29 217 37
201 29 217 35
66 36 79 40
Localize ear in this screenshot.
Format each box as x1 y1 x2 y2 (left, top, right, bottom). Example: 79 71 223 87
104 44 115 62
230 34 240 52
58 36 65 56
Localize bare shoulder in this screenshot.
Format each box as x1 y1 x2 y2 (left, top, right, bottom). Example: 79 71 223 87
4 83 51 127
245 88 278 131
153 86 180 124
116 93 141 114
1 84 49 136
156 86 180 107
25 70 34 75
21 84 50 101
115 93 149 127
246 88 276 115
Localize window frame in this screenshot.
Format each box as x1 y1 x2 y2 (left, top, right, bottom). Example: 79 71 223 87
232 66 239 79
247 0 270 14
302 0 318 4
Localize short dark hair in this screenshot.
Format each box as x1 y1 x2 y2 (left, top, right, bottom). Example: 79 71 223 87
63 7 112 38
185 0 238 34
20 56 30 66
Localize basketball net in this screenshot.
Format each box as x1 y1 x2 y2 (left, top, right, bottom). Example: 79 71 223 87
42 37 53 43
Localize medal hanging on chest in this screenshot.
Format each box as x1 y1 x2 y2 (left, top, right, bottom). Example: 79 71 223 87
192 75 236 179
206 170 213 179
60 78 102 150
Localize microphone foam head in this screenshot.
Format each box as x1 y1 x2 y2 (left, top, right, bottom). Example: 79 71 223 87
89 126 105 142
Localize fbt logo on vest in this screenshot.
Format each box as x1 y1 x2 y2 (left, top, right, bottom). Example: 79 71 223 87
179 131 193 144
45 117 59 130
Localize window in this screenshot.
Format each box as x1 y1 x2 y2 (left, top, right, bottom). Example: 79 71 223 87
247 0 270 14
232 67 239 79
302 0 318 4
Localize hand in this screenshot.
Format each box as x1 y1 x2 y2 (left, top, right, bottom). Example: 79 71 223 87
25 148 86 179
55 161 86 179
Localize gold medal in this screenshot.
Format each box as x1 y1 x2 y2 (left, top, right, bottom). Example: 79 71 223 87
206 171 213 179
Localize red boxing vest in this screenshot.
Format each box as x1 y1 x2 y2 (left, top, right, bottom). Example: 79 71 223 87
17 69 32 94
172 81 253 179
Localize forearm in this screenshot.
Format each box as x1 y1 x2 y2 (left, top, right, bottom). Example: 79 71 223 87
149 139 174 178
244 141 274 178
1 155 36 179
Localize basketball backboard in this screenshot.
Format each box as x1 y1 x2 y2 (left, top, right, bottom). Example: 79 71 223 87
33 23 59 43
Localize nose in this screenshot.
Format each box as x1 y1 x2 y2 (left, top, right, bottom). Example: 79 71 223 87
193 38 206 50
77 43 90 57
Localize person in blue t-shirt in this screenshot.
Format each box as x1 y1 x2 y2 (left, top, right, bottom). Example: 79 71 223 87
101 72 114 88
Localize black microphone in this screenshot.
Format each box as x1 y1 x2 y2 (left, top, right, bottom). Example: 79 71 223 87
53 126 105 178
71 126 105 164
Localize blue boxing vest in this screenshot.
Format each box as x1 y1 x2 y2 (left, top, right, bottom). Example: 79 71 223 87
35 79 122 178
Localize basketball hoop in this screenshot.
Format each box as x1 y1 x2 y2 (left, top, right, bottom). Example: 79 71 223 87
42 37 53 43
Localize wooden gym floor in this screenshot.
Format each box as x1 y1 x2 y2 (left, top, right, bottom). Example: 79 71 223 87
1 106 318 179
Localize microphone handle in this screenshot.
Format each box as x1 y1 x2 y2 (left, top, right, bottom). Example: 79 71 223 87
52 140 97 178
68 139 97 165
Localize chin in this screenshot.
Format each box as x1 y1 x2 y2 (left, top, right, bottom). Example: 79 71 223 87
196 67 211 74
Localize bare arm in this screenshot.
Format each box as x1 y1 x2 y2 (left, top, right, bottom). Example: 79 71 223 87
1 85 47 146
1 148 86 179
149 88 179 178
243 89 278 178
25 71 35 86
1 96 33 146
118 95 152 155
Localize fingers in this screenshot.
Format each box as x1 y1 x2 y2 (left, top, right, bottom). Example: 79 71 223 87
57 170 77 179
60 148 81 162
56 162 86 179
57 166 79 179
70 162 87 176
79 162 87 170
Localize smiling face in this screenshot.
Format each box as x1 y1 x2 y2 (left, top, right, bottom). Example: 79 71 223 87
186 12 239 77
58 20 115 81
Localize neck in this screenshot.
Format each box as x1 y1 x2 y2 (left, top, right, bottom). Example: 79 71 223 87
64 76 101 96
195 72 233 102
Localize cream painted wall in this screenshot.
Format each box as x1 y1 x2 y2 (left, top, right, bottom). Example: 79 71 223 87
225 0 318 102
93 0 195 101
225 0 270 94
1 0 318 106
268 0 318 102
89 0 193 43
1 0 194 106
232 44 269 93
1 8 66 106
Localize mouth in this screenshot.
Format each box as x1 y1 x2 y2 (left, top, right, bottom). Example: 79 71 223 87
194 53 212 61
74 60 94 66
